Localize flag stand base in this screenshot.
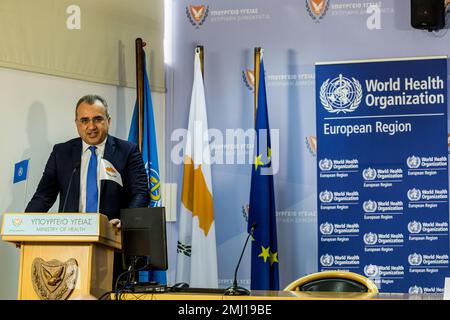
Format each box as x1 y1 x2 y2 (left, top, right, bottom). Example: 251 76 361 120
223 285 250 296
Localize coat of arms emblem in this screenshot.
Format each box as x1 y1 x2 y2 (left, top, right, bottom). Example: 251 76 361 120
306 0 330 22
186 5 209 28
242 69 255 91
31 258 78 300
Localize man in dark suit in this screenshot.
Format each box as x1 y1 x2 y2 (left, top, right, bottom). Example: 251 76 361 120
25 94 149 284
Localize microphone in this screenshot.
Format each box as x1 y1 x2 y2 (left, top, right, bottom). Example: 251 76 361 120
62 163 80 212
224 222 256 296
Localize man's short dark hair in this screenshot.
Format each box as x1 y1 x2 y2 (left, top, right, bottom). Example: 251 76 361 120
75 94 110 119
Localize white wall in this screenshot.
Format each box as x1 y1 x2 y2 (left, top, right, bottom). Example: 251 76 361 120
0 67 166 299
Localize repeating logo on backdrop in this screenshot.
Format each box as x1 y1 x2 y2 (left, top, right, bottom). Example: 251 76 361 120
407 188 422 201
320 74 362 114
186 5 209 28
305 0 330 22
362 167 377 180
320 222 334 235
319 158 333 171
320 254 334 266
407 156 421 169
363 200 377 213
306 136 317 157
319 190 333 203
363 232 378 245
364 264 379 277
408 221 422 234
409 286 424 294
408 253 423 266
242 69 255 91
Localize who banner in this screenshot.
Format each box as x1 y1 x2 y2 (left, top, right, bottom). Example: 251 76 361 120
316 56 449 293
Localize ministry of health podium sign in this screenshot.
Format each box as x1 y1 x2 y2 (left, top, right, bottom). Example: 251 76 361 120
1 213 121 300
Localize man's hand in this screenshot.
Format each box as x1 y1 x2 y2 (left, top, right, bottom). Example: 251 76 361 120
109 219 121 230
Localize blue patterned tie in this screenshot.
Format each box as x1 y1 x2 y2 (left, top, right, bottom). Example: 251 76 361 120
86 146 98 213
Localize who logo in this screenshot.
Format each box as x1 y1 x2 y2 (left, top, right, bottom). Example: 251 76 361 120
319 190 333 203
364 264 379 277
408 221 422 234
319 222 334 235
408 286 424 294
320 74 362 114
407 188 422 201
186 5 209 28
362 167 377 181
320 254 334 267
408 253 423 266
363 233 378 245
318 158 333 171
406 155 421 169
362 200 377 213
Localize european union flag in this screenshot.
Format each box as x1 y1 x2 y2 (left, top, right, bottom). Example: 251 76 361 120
128 49 166 284
13 159 29 184
248 56 279 290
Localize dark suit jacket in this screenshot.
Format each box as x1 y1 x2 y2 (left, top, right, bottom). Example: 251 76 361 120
25 135 149 219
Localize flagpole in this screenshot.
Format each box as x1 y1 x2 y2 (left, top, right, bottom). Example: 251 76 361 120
254 47 261 125
196 45 204 79
135 38 146 152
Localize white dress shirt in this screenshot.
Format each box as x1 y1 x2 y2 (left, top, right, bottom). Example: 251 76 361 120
79 138 107 213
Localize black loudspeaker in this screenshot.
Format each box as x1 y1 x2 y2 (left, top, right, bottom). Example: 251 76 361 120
411 0 445 31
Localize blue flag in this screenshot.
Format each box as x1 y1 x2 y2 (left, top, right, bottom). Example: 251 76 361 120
248 56 279 290
128 49 166 284
13 159 29 184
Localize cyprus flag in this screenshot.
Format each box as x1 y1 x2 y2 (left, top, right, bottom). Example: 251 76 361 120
175 48 218 288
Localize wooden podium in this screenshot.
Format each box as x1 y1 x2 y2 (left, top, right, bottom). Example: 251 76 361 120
1 213 121 300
